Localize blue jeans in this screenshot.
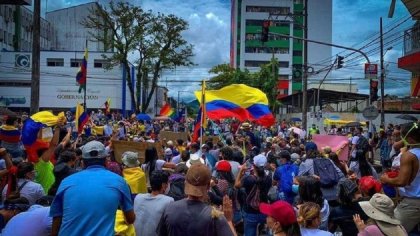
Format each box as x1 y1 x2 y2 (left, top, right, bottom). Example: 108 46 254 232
243 212 266 236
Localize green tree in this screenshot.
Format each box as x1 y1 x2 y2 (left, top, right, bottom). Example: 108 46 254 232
81 2 194 113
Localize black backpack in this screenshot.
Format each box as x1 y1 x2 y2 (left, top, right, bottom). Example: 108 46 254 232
167 178 185 201
313 158 339 188
356 135 370 153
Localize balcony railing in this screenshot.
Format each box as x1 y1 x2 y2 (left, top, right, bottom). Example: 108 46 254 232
404 23 420 56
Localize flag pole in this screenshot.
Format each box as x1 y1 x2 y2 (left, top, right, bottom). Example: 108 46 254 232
200 80 205 148
83 39 87 111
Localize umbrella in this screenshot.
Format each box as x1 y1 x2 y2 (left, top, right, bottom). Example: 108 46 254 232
345 121 362 127
288 127 304 136
290 117 301 122
396 114 418 122
136 113 151 121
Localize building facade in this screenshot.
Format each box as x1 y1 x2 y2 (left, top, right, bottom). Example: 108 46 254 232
0 4 55 51
45 2 113 52
397 0 420 110
230 0 332 96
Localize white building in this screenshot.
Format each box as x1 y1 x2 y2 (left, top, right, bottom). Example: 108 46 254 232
230 0 332 95
45 2 112 52
0 51 165 115
0 4 55 51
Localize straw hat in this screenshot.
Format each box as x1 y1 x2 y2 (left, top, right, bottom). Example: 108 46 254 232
240 122 252 129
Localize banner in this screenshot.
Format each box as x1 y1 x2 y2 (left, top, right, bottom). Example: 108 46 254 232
112 140 163 164
159 131 189 143
312 134 349 161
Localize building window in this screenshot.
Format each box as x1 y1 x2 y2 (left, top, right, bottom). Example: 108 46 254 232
246 6 290 15
278 74 289 80
70 59 83 68
278 61 289 68
94 59 109 68
244 60 270 67
293 50 302 56
46 58 64 67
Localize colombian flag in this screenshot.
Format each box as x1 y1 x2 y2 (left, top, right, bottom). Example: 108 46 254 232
194 84 275 127
76 48 88 93
0 125 21 143
75 103 89 134
22 111 66 162
192 107 205 143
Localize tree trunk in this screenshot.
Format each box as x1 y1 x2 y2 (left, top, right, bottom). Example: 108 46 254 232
144 61 161 114
123 62 137 114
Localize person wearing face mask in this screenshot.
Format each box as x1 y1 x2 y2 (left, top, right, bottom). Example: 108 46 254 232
133 170 174 236
2 162 45 205
259 200 301 236
273 150 299 204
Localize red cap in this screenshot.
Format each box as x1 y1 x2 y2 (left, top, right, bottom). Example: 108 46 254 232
259 201 297 226
359 176 382 193
216 160 231 172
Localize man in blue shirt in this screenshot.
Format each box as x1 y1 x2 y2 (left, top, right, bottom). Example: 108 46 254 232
50 141 135 236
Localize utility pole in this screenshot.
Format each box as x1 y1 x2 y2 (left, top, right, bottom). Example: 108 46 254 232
30 0 41 114
302 0 308 134
380 17 385 126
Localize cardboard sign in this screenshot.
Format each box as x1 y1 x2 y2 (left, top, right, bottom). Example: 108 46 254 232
112 140 163 164
202 136 220 145
159 131 189 143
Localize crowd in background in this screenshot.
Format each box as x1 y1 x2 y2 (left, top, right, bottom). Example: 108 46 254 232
0 111 419 236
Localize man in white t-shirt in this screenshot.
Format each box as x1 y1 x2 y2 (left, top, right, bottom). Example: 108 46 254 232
134 170 173 236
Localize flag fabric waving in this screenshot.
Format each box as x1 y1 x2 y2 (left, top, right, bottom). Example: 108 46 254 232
75 103 89 134
76 48 88 93
159 103 175 117
22 111 66 162
192 107 205 143
194 84 275 127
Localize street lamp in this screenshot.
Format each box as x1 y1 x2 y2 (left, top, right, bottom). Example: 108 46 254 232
177 90 189 117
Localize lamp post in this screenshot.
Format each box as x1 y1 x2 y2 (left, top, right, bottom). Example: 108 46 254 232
177 90 189 117
380 42 393 126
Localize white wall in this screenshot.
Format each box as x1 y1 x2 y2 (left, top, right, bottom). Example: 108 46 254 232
0 51 130 110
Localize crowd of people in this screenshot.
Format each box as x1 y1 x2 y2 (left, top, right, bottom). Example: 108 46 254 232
0 112 419 236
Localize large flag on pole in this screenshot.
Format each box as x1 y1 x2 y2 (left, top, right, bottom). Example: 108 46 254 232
194 84 275 127
76 48 88 93
75 103 89 134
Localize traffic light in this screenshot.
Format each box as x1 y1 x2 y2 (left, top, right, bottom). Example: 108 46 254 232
370 80 379 101
337 56 344 69
261 20 270 42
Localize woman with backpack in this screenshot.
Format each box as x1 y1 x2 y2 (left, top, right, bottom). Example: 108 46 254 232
235 154 272 236
298 142 345 203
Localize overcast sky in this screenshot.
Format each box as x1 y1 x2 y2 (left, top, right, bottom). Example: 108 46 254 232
39 0 415 101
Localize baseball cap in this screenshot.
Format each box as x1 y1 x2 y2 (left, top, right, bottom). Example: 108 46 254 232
305 142 318 151
164 148 173 156
253 154 267 167
259 201 297 226
81 141 106 159
216 160 231 172
359 176 382 194
184 163 211 197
